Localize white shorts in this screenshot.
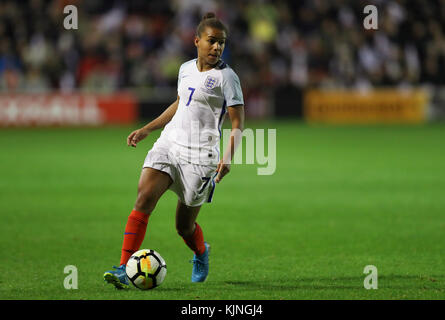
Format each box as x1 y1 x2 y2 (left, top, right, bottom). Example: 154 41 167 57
142 147 217 207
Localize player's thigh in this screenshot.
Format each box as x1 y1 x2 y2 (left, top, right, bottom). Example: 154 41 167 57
175 200 201 237
136 167 173 205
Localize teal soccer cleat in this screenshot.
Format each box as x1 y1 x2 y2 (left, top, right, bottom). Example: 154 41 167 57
103 265 130 289
191 242 211 282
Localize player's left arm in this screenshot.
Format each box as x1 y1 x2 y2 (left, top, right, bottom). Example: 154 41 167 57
215 104 245 183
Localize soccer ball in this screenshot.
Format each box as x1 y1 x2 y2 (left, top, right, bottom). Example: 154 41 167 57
125 249 167 290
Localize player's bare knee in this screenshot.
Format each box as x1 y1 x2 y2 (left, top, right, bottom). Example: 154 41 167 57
176 225 194 238
135 189 158 214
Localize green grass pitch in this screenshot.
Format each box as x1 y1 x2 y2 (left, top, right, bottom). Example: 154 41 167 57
1 121 444 299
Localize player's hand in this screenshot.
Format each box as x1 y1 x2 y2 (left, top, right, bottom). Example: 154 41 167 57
127 128 150 148
215 160 230 183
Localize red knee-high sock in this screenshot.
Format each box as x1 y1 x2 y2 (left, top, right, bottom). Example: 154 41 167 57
182 223 206 256
120 210 150 266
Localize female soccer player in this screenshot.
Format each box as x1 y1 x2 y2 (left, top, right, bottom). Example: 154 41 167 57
104 12 245 289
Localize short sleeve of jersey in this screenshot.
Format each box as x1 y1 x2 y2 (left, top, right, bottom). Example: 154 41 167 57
222 69 244 107
177 63 184 93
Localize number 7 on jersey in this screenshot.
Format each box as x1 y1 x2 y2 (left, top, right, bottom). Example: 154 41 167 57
186 87 195 106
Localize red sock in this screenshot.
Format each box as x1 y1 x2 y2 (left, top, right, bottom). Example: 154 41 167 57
120 210 150 266
182 223 206 256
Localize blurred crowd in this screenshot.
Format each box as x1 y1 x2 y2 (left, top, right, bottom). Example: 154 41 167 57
1 0 445 99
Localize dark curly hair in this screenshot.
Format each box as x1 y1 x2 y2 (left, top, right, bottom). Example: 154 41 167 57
196 12 228 38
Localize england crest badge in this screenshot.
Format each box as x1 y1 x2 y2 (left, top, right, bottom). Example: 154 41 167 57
204 76 217 90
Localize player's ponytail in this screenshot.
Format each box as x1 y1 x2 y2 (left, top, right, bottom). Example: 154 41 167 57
196 12 228 38
202 12 216 20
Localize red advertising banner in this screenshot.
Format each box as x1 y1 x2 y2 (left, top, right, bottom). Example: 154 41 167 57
0 93 137 126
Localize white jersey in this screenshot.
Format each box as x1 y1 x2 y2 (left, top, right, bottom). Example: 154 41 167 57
152 59 244 165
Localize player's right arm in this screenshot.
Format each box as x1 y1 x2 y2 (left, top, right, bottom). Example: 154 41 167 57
127 95 180 148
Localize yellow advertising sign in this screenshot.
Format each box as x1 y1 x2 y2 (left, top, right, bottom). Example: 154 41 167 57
304 89 428 124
